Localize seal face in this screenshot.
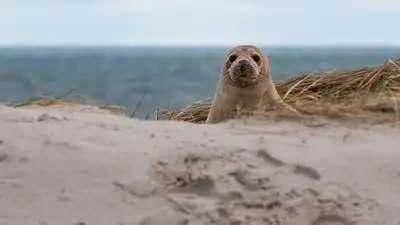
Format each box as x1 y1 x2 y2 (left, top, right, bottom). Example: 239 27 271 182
224 46 264 86
205 45 282 124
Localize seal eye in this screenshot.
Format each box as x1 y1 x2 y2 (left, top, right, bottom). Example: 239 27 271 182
228 55 237 63
251 55 261 63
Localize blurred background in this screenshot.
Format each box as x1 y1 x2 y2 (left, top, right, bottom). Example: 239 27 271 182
1 0 399 118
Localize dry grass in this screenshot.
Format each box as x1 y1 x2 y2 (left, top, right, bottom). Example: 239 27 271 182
5 90 125 114
160 57 400 124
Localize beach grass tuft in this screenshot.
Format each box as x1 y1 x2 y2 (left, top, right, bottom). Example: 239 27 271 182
160 57 400 124
6 89 125 114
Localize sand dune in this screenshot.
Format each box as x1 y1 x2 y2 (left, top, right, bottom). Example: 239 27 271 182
0 105 399 225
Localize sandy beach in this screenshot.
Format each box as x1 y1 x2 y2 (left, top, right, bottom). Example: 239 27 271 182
0 104 399 225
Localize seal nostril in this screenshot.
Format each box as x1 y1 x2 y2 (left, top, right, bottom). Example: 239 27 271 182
238 60 247 65
240 64 246 72
238 60 248 72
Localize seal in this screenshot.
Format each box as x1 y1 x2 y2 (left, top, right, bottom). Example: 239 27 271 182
205 45 288 124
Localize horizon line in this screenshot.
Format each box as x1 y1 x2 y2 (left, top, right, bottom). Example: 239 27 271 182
0 44 400 49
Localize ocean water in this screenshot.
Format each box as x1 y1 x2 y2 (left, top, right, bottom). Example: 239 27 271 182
0 46 399 119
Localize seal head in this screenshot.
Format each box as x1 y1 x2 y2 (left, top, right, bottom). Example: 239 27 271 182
223 45 268 87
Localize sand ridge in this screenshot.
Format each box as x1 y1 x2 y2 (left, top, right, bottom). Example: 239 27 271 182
0 105 399 224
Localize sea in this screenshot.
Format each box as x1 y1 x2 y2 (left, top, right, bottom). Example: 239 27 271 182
0 46 399 119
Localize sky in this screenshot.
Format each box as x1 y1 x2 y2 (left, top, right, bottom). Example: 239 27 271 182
0 0 400 46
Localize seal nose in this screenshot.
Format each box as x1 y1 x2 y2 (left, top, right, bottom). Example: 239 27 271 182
239 60 247 72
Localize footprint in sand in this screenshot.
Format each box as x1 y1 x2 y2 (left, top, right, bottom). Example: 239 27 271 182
313 215 350 225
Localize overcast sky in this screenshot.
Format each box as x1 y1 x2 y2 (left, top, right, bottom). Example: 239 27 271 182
1 0 399 46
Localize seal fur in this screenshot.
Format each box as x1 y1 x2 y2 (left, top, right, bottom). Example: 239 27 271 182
205 45 284 124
